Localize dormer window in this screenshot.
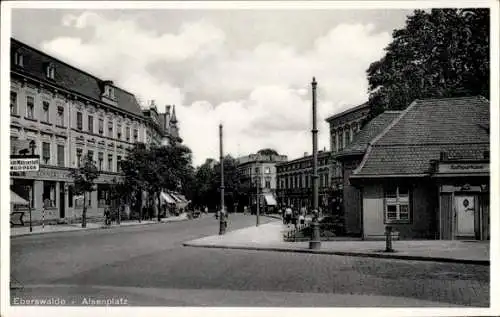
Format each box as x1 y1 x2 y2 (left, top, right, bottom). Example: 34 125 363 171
45 63 55 79
14 51 24 67
101 81 116 101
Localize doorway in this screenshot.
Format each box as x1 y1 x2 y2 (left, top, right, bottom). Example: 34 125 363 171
59 182 65 219
455 195 475 238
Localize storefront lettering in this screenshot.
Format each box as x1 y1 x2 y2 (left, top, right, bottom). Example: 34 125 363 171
450 164 484 170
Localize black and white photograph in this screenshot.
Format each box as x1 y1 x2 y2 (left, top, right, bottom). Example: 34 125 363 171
1 1 498 316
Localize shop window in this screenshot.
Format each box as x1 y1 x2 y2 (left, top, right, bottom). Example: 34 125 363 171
98 185 110 207
43 181 57 208
384 185 411 224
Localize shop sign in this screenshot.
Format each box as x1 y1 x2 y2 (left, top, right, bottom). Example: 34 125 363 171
438 163 489 174
10 156 40 172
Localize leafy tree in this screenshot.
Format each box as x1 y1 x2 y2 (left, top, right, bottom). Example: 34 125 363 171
69 153 99 228
212 156 242 212
367 8 489 118
120 143 194 221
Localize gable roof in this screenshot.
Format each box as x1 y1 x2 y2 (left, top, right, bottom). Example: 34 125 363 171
335 111 401 159
11 38 143 117
352 96 490 178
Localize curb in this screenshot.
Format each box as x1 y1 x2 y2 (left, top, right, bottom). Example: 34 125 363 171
11 218 189 238
182 243 490 266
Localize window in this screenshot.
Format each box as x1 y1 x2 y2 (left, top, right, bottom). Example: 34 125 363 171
384 186 411 223
57 144 65 167
14 51 24 67
264 167 271 174
76 112 83 130
98 119 104 134
26 96 34 119
46 64 55 79
10 91 18 115
117 124 122 139
42 142 50 164
126 127 130 141
88 150 94 163
116 155 122 172
108 123 113 137
42 181 56 208
108 154 113 172
133 129 138 142
255 167 260 174
88 115 94 133
42 101 50 122
265 179 271 189
98 152 103 170
98 185 110 207
76 148 82 167
57 106 64 126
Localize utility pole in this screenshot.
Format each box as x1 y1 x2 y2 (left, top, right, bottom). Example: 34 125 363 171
256 172 260 227
310 77 321 249
219 124 226 235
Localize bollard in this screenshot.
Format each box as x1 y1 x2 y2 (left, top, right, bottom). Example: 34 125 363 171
385 225 394 252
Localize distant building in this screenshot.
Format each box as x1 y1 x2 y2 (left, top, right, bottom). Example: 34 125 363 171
236 151 288 213
349 96 489 240
9 38 181 224
142 101 181 147
275 150 333 212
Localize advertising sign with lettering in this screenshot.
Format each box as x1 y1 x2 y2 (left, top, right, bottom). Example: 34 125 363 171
10 157 40 172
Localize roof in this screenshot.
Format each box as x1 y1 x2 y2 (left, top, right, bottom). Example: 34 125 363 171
335 111 401 159
276 151 331 166
11 38 143 117
352 96 490 178
325 102 370 122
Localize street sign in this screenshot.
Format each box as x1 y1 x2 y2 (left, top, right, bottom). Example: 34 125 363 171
10 156 40 172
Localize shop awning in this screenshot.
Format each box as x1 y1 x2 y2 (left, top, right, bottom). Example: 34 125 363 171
263 193 277 206
11 190 29 205
176 194 189 203
161 192 176 204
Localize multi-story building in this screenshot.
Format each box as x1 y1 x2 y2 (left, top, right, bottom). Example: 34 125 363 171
143 101 182 147
9 38 179 223
236 151 288 213
275 150 333 212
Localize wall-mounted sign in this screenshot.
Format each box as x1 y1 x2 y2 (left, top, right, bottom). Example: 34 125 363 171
10 156 40 172
438 163 489 174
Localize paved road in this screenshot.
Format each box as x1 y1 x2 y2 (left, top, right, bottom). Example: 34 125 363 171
10 214 489 307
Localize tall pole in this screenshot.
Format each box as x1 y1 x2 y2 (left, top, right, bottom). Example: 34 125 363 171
310 77 321 249
256 173 260 227
219 124 226 235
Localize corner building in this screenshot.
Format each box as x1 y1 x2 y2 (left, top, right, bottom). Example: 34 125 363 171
9 38 179 223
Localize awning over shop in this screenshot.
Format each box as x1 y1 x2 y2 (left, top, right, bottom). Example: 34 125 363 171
11 190 28 205
263 193 277 206
161 192 176 204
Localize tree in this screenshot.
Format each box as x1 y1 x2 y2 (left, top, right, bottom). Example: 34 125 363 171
257 148 279 156
120 143 194 221
212 155 242 213
69 153 99 228
366 9 489 118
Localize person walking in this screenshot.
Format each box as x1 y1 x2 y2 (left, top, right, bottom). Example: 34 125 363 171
284 206 292 225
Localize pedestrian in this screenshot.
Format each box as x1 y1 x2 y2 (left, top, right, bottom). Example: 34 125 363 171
285 206 292 225
299 213 305 226
204 206 208 214
291 211 298 229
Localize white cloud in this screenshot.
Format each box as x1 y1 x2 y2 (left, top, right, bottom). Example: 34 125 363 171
41 12 391 166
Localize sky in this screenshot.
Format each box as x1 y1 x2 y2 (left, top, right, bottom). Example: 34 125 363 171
11 6 415 167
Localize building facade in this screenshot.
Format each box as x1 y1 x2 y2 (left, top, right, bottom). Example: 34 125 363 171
236 152 288 212
9 38 179 224
349 96 489 240
275 151 333 212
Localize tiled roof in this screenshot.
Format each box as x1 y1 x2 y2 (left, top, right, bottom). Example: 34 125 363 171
325 102 370 122
353 96 490 177
11 38 143 117
335 111 401 159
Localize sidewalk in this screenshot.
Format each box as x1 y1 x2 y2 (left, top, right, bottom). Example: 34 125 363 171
10 213 189 237
183 221 490 265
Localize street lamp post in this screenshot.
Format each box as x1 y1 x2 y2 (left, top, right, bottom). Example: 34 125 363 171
256 176 260 227
219 124 226 235
310 77 321 249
